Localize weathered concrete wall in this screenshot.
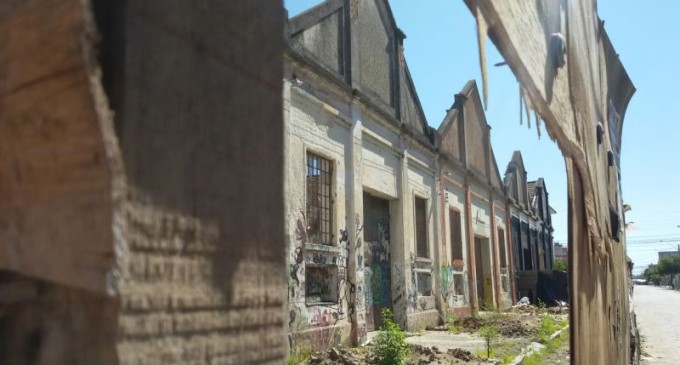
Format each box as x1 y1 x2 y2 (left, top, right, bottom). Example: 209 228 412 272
1 0 287 364
463 0 635 363
440 176 471 313
0 0 122 295
107 2 286 364
284 81 353 350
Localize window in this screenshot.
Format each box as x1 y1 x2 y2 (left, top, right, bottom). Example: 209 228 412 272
498 228 507 268
449 209 463 266
306 152 333 245
305 265 339 304
416 271 432 296
415 197 428 258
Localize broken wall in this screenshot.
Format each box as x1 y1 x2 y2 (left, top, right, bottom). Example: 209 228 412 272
462 0 635 363
0 0 287 364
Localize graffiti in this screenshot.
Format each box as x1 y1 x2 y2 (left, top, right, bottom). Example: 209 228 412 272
290 263 300 286
289 308 306 332
296 215 308 244
440 265 454 304
309 307 334 327
289 310 296 326
339 228 348 243
310 326 342 350
407 294 415 313
370 263 390 306
354 213 364 248
312 253 327 265
294 247 303 264
394 263 402 278
306 266 334 303
358 255 363 269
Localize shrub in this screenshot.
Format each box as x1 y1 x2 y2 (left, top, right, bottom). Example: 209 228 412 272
374 309 411 365
447 313 460 333
479 325 499 358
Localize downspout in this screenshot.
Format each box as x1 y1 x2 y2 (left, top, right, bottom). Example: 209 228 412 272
490 192 501 309
465 180 478 312
506 201 517 303
438 159 449 315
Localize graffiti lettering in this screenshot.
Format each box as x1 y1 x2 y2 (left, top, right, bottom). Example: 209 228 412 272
312 253 327 264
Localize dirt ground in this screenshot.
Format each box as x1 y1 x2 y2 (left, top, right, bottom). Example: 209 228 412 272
296 307 570 365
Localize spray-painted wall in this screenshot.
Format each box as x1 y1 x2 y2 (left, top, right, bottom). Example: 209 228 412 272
441 176 470 314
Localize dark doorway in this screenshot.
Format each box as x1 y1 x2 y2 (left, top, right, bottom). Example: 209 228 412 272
474 236 493 309
363 193 392 331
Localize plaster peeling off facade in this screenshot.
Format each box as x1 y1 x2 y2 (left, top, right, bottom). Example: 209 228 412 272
505 152 556 303
284 0 515 350
461 0 636 363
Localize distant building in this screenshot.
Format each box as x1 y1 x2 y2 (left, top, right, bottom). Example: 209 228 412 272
658 246 680 261
554 242 568 262
504 152 555 302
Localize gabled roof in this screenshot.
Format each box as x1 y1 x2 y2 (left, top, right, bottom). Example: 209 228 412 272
286 0 432 143
438 80 504 192
506 150 526 176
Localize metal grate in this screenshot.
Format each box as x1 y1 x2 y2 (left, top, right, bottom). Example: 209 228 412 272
306 153 333 245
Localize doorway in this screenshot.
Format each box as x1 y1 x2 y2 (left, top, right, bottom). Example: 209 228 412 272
474 236 494 310
363 193 392 331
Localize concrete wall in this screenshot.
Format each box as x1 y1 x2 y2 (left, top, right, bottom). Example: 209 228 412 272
283 56 443 343
111 2 286 364
0 1 287 365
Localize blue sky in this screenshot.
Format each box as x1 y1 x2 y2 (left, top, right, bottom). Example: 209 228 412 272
285 1 679 274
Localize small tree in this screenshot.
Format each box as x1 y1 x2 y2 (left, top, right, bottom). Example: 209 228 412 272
643 265 662 286
374 309 411 365
479 325 498 358
554 259 568 272
657 256 680 289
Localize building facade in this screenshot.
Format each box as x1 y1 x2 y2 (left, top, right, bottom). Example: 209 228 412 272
505 152 555 302
284 0 517 350
437 81 515 315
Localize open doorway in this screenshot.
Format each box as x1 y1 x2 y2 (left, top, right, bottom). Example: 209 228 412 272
474 236 494 310
363 193 392 331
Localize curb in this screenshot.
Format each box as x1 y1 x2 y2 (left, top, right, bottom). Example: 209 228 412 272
507 325 569 365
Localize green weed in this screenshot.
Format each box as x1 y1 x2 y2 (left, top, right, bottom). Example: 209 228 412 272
479 325 499 358
287 345 312 365
374 309 411 365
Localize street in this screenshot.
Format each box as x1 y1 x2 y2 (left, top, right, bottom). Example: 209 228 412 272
634 285 680 364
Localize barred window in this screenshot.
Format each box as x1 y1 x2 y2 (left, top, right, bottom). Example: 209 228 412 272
306 153 333 245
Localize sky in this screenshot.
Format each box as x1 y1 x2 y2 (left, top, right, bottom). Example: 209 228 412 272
285 1 680 275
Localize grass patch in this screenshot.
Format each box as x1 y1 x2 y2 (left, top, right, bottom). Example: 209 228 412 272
287 345 312 365
521 331 569 365
501 353 516 364
535 315 568 343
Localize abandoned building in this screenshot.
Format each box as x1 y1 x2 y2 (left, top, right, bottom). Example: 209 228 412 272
437 81 515 315
504 152 555 302
284 0 516 350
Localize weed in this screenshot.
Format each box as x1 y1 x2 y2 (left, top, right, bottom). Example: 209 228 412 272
373 309 411 365
479 325 499 358
446 313 461 333
501 353 516 364
287 345 312 365
521 331 569 365
535 315 566 343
